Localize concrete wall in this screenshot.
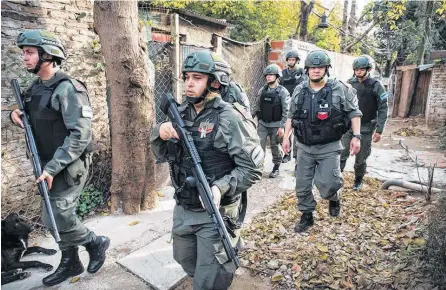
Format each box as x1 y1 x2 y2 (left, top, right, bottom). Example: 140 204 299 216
1 0 109 208
426 63 446 127
269 39 357 83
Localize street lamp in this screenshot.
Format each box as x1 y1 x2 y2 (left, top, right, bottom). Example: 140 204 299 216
318 11 329 28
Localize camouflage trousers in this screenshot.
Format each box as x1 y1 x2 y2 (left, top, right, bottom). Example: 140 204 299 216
42 157 95 250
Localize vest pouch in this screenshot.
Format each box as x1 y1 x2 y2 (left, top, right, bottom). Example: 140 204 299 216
64 158 86 186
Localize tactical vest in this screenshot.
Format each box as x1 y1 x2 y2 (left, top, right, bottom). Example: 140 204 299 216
351 78 378 124
259 85 283 122
167 102 236 210
292 80 350 146
281 69 303 95
24 72 92 163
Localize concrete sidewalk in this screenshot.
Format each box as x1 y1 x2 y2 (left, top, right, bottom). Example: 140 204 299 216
4 146 444 290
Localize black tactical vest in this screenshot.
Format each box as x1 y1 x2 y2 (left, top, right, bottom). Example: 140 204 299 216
24 72 92 163
292 80 350 146
259 85 283 122
351 78 378 124
167 101 236 210
281 68 303 95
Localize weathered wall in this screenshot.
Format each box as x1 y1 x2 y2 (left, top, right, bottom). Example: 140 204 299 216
269 39 357 83
426 63 446 127
1 0 108 213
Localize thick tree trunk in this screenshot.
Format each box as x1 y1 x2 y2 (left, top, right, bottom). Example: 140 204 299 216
93 1 157 214
340 0 349 51
348 0 357 36
299 0 313 41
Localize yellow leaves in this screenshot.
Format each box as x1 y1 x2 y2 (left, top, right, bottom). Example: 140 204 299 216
156 191 165 197
240 172 430 289
412 238 426 247
70 276 80 283
128 220 140 226
317 244 329 253
271 272 284 281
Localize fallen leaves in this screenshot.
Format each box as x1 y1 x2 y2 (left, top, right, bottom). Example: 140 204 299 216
128 220 140 226
240 173 435 289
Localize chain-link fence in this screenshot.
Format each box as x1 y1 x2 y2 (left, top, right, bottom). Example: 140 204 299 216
148 41 173 123
222 39 268 113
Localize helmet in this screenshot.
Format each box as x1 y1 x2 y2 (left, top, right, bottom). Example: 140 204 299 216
182 50 231 86
353 55 373 69
285 50 300 61
263 64 282 78
304 50 331 68
17 30 66 60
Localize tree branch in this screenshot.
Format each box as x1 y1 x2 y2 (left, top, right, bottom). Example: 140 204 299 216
343 20 376 52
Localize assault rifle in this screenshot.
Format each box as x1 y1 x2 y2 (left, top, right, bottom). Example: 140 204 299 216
160 93 240 268
11 79 61 242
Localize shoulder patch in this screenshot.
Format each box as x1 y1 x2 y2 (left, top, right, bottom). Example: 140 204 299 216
69 79 87 93
232 102 251 119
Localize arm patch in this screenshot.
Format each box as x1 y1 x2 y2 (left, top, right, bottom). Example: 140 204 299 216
69 79 87 93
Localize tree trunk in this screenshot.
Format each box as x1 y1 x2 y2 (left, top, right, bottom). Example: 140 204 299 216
299 0 313 41
348 0 357 36
93 1 157 214
416 1 434 65
340 0 349 51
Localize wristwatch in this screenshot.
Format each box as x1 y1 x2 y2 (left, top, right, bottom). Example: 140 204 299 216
352 134 362 140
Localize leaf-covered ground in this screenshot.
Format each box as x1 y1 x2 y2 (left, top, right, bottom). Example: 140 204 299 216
240 174 436 290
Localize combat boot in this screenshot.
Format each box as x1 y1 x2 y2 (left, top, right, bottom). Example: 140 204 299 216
85 235 110 273
294 212 314 233
269 164 280 178
353 176 363 191
42 246 84 286
329 200 341 217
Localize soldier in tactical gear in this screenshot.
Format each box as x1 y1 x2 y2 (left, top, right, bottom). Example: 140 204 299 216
283 50 362 233
10 30 110 286
340 55 388 190
280 50 305 163
253 64 291 178
151 50 263 290
207 55 251 111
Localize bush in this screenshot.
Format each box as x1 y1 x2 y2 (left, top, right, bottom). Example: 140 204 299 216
76 185 104 220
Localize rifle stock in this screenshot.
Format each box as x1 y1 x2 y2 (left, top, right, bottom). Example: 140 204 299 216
160 93 240 268
11 79 61 242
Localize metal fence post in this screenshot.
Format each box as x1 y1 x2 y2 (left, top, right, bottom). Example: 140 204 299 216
171 13 181 103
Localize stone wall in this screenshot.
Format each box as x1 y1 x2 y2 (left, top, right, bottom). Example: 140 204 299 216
426 63 446 127
269 39 357 83
1 0 108 215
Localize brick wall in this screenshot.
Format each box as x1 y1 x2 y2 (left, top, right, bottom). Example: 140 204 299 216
1 0 109 213
426 63 446 127
269 39 357 83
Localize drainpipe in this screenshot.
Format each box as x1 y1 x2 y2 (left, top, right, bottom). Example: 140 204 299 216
381 179 444 194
